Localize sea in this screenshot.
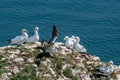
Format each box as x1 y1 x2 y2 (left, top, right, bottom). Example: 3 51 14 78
0 0 120 65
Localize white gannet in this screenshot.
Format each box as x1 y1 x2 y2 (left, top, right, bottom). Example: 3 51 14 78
100 61 114 73
27 27 39 43
74 37 87 52
70 35 76 43
64 36 74 49
7 29 28 45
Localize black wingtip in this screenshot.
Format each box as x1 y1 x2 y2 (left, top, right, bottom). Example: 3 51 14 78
7 39 11 44
7 39 11 41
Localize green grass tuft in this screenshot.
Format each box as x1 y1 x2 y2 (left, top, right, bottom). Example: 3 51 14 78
63 67 73 78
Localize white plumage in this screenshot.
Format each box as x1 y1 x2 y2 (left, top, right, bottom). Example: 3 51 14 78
64 36 74 49
27 27 39 43
7 29 28 45
100 61 114 73
74 37 87 52
70 35 76 43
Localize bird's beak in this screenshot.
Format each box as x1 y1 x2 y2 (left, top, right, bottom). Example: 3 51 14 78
63 38 66 41
26 31 29 33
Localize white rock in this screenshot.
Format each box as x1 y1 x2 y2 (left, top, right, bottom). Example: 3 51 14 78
42 61 47 66
1 57 6 61
27 57 34 63
36 42 41 46
32 64 37 68
9 54 17 59
36 71 40 78
7 72 12 76
12 66 20 74
43 74 51 77
117 74 120 80
46 59 51 63
25 44 37 49
8 50 20 54
91 56 100 61
0 73 9 80
49 67 56 77
14 50 20 55
4 66 9 69
86 61 93 65
21 52 28 55
20 68 24 70
14 58 24 65
4 66 10 71
55 42 64 46
72 69 81 76
84 74 91 80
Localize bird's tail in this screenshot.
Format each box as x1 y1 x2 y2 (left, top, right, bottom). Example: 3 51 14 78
7 39 11 44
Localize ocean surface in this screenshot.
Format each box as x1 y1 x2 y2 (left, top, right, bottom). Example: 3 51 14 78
0 0 120 65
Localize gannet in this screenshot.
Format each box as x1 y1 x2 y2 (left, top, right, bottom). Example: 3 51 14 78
74 37 87 52
100 61 114 73
7 29 28 45
70 35 76 43
27 27 39 43
64 36 74 49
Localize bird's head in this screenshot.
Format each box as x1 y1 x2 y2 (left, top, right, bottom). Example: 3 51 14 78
22 29 27 34
64 36 69 41
75 36 80 43
109 61 113 65
34 26 39 32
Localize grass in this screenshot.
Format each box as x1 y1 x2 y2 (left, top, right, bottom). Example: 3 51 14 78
12 72 28 80
0 69 6 75
63 67 73 78
72 63 78 69
24 66 36 74
111 72 117 79
0 54 7 75
56 61 62 75
12 65 39 80
72 76 78 80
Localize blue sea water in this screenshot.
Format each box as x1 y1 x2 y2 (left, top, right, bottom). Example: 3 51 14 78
0 0 120 65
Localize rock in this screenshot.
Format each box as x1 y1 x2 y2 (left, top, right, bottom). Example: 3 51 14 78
43 74 52 79
42 61 48 66
4 66 10 71
72 69 81 76
8 50 20 55
91 56 100 61
49 67 56 77
86 61 93 65
24 44 37 49
36 71 40 78
21 52 29 55
32 64 37 68
1 57 6 61
27 57 34 63
7 72 12 76
9 54 17 59
12 66 20 74
36 42 41 46
20 68 24 70
117 74 120 80
0 73 9 80
14 50 20 55
14 58 24 65
46 58 51 63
